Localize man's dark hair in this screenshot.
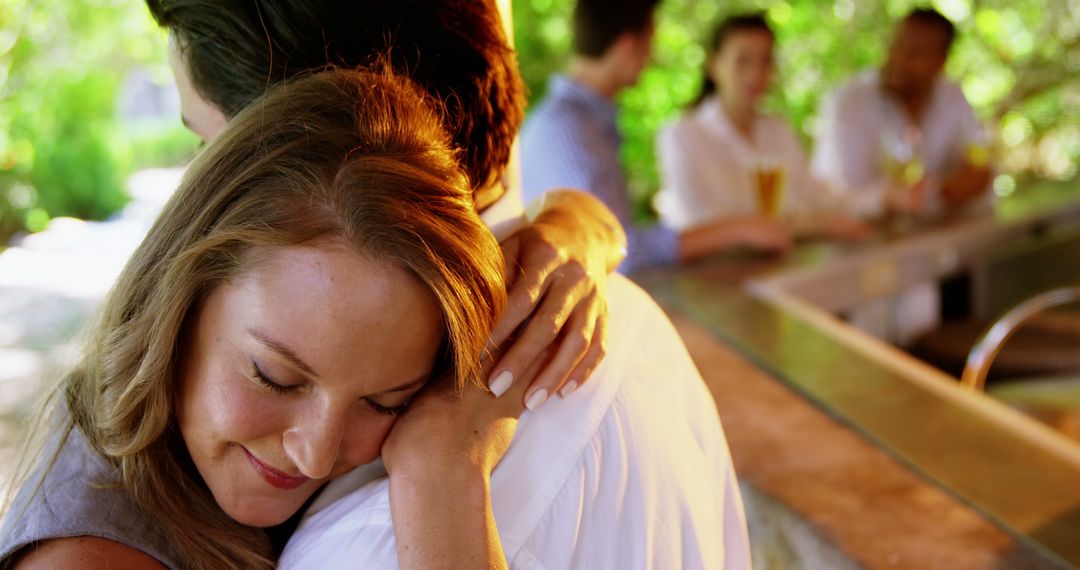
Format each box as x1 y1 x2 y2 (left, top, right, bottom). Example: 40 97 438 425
146 0 525 193
573 0 660 57
904 7 956 53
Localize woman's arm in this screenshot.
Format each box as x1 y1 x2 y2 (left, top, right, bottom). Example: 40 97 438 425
487 190 625 409
679 216 792 259
389 465 505 570
12 537 167 570
383 353 537 570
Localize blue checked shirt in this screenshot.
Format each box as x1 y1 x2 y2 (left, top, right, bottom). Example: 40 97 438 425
521 75 680 274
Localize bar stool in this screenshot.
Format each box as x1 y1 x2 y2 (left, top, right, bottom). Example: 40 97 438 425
962 287 1080 438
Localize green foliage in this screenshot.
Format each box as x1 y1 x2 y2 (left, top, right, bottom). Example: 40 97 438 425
513 0 1080 220
129 125 201 171
0 0 197 246
15 72 131 221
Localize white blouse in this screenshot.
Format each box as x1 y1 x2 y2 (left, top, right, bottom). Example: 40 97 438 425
656 98 833 231
279 273 752 569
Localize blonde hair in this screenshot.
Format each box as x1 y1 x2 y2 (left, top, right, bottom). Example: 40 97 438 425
6 67 506 568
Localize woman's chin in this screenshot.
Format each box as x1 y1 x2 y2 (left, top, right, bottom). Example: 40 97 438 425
221 494 309 528
228 507 294 528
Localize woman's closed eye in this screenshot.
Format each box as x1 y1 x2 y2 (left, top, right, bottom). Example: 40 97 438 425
251 362 299 394
251 359 416 415
364 398 410 417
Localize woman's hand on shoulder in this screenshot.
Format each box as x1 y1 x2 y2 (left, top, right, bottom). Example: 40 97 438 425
487 190 625 411
12 537 167 570
381 348 540 482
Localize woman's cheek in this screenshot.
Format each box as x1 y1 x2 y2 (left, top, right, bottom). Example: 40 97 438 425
204 373 290 443
335 414 397 473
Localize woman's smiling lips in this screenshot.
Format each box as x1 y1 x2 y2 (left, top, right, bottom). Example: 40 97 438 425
243 448 310 490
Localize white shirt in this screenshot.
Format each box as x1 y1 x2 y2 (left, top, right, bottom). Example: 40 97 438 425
279 273 752 569
810 70 988 218
656 98 833 232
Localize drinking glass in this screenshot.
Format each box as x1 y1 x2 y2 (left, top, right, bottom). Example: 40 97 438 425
752 155 786 218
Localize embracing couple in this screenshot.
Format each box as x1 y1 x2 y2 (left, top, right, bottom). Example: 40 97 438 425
0 1 750 568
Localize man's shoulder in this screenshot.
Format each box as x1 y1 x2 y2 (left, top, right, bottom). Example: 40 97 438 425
825 71 880 108
523 93 608 142
934 77 973 108
279 478 395 569
606 275 670 333
520 90 620 197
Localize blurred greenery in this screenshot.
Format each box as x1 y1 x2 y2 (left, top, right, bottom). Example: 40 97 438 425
0 0 199 245
2 0 1076 243
513 0 1080 221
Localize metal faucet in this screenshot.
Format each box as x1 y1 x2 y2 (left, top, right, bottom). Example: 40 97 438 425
961 286 1080 391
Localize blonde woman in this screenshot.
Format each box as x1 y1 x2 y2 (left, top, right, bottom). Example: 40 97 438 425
1 68 528 569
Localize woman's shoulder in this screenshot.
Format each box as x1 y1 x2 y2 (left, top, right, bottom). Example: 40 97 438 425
660 104 709 134
0 425 180 569
657 105 719 152
9 536 166 570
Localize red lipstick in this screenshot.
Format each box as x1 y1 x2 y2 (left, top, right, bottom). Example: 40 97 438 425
243 448 309 490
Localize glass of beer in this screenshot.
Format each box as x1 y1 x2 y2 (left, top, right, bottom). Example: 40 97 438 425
752 156 785 217
881 126 924 186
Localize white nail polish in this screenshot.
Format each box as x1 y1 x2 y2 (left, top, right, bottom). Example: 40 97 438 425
559 380 578 398
525 388 549 411
489 370 513 397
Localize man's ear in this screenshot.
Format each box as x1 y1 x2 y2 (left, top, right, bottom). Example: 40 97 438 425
932 53 948 75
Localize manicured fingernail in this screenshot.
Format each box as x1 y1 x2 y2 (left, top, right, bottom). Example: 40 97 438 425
559 380 578 398
525 388 548 411
489 370 513 398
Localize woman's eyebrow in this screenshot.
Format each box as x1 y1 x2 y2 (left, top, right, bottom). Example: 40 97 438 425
248 329 318 377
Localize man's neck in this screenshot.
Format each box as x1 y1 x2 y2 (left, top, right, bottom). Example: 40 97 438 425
473 181 504 214
883 74 936 124
568 58 623 101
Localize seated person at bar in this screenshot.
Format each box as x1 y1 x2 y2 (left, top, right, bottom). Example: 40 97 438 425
279 3 752 569
522 0 791 273
0 68 526 569
811 8 993 219
656 14 868 240
151 0 627 409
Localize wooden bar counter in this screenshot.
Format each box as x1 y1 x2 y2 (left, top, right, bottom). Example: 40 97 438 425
633 184 1080 569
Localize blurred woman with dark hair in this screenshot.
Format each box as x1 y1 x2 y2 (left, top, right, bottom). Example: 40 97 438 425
657 14 868 242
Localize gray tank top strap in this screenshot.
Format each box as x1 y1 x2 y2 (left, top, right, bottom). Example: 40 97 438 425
0 422 182 568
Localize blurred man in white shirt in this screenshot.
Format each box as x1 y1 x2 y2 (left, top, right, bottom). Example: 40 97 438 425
811 8 993 220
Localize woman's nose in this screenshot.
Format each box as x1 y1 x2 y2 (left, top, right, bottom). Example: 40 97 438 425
282 410 345 480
